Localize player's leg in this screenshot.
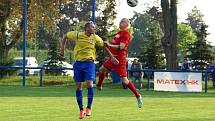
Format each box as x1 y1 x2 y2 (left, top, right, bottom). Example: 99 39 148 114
121 77 140 98
114 64 140 98
76 82 85 119
86 80 93 116
96 67 105 90
121 77 143 108
73 62 85 119
114 64 143 108
83 61 96 117
96 59 112 90
96 65 109 90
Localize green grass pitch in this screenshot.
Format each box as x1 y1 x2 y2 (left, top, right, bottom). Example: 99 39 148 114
0 86 215 121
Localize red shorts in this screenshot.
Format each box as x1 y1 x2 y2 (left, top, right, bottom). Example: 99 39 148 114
103 57 127 78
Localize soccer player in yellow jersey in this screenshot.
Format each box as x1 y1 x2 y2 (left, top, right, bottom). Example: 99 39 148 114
60 21 118 119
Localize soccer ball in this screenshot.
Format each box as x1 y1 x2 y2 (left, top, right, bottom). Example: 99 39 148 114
127 0 138 7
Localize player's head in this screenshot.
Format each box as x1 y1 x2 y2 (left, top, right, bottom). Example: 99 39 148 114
184 58 188 61
119 18 130 30
133 58 138 63
84 21 96 35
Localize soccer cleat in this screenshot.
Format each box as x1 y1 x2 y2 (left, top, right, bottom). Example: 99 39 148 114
96 85 102 91
137 95 143 108
86 108 91 117
79 110 85 119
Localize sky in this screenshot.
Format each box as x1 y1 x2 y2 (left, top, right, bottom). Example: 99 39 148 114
116 0 215 45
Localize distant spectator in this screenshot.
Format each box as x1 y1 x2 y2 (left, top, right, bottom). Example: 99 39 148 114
126 59 132 78
181 58 192 70
207 65 215 87
131 59 143 90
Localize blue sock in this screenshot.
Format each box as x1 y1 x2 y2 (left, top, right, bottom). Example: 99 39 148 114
87 87 94 109
76 89 83 110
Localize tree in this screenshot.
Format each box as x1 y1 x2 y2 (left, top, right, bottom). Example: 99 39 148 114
186 6 204 35
129 12 146 56
140 27 165 69
38 0 92 51
186 6 214 70
131 13 164 69
146 6 163 30
161 0 178 69
95 0 117 68
0 0 23 59
58 0 92 36
0 0 76 77
177 23 196 60
0 0 67 59
45 31 64 75
188 24 214 70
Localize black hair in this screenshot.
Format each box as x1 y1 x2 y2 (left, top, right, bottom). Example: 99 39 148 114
84 21 94 31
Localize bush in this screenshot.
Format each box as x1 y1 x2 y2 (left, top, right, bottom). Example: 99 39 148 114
0 57 16 78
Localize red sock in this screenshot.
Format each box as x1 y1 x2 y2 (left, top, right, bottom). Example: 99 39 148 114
97 72 105 87
127 81 140 98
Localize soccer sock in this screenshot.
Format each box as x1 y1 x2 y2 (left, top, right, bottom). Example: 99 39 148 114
76 89 83 111
127 81 140 98
87 87 94 109
97 72 105 87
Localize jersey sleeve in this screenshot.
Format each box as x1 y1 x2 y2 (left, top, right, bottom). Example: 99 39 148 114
66 31 78 41
94 35 104 47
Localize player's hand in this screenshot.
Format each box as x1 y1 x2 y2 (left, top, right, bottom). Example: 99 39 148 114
110 56 119 65
104 41 110 47
104 56 110 60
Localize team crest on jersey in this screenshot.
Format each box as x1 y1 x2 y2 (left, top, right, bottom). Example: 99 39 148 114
89 38 94 44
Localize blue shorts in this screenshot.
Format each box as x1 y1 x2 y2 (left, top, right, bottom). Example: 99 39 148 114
73 61 95 82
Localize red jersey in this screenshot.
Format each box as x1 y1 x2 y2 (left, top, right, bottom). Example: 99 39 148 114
109 29 131 57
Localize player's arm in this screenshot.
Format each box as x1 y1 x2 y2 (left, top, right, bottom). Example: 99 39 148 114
104 41 126 50
60 34 68 57
95 36 119 64
103 44 119 65
60 31 77 56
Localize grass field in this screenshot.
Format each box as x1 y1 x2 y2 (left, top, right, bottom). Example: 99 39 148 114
0 84 215 121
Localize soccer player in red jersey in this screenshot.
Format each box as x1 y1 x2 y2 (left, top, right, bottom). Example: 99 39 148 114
96 18 143 108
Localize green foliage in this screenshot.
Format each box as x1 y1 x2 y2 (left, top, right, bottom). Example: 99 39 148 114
186 7 214 69
58 0 92 36
96 0 117 37
45 32 64 75
188 24 214 70
131 13 164 69
0 0 66 65
177 23 197 60
186 6 205 35
96 0 117 66
0 57 16 78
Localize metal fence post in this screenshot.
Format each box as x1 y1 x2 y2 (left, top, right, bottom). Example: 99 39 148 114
22 0 27 87
204 70 208 93
40 67 43 87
